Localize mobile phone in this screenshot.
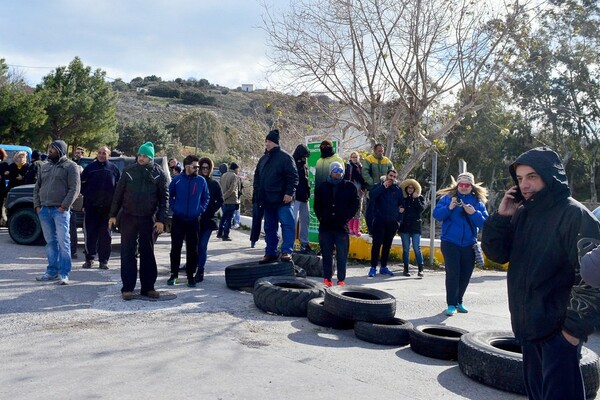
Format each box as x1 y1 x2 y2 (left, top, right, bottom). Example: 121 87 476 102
513 186 525 203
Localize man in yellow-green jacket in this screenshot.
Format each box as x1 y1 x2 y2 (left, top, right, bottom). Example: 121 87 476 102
361 143 394 233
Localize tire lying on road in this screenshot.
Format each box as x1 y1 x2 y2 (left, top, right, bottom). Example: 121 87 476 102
253 276 324 317
292 253 324 277
225 261 294 290
324 285 396 323
8 208 45 245
307 298 354 330
458 330 600 398
355 318 414 346
410 324 469 361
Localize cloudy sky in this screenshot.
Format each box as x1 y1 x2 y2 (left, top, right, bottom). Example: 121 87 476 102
0 0 281 89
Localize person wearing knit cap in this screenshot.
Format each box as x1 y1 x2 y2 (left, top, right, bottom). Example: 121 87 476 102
367 169 403 278
292 144 314 254
314 161 359 286
34 140 81 285
109 141 169 300
433 171 488 316
398 178 425 277
254 129 299 263
482 147 600 400
218 161 241 241
314 140 344 188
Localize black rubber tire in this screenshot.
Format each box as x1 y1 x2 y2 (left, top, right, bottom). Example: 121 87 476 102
354 318 414 346
323 285 396 323
225 261 294 290
253 276 324 317
292 253 323 277
458 330 600 398
294 264 307 278
410 324 469 361
306 298 354 330
8 208 45 245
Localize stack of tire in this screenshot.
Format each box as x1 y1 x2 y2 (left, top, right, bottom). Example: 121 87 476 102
309 285 416 347
458 330 600 398
224 260 296 290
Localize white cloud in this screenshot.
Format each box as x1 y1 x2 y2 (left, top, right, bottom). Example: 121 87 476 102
0 0 273 88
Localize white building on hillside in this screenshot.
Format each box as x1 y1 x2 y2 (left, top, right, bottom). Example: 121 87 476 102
241 84 254 92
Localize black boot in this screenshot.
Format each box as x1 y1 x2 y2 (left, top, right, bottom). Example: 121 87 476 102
403 265 411 277
417 265 424 278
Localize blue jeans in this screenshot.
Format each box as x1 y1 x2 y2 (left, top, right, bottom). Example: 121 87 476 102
197 227 213 273
233 209 240 225
441 240 475 306
400 232 424 267
522 331 585 400
292 200 310 245
38 207 72 277
263 204 295 256
219 204 237 238
319 230 349 281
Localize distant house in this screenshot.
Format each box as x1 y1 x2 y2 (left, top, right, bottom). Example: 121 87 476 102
241 84 254 92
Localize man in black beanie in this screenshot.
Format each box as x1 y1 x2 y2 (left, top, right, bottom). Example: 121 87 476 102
253 129 299 263
34 140 81 285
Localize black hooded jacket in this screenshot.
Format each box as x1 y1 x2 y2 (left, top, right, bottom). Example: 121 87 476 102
292 144 310 202
253 146 299 209
482 147 600 342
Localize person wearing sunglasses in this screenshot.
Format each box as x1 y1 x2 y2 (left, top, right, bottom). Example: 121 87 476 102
166 155 210 288
314 162 359 286
433 172 488 316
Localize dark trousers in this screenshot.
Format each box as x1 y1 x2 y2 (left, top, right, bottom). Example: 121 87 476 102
441 240 475 306
197 227 213 274
522 331 585 400
319 230 349 282
365 196 374 233
119 213 157 294
170 215 199 279
250 202 264 243
219 204 237 238
371 218 398 268
83 206 112 263
70 212 78 255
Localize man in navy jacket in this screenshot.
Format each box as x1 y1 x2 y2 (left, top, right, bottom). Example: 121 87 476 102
167 154 209 287
81 146 120 270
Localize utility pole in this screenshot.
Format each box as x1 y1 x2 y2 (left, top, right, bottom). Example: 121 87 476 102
195 115 201 155
429 152 437 267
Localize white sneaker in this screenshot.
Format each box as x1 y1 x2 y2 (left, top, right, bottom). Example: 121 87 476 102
59 276 69 285
233 224 240 229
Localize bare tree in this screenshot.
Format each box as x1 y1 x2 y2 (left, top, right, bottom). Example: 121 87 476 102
262 0 530 178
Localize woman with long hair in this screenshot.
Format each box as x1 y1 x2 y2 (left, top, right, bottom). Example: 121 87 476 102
7 151 29 190
433 172 488 316
398 179 425 277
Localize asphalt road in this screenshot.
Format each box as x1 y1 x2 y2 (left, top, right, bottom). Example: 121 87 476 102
0 226 598 400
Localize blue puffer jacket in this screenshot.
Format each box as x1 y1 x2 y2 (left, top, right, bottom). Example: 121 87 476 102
433 193 488 247
169 173 210 221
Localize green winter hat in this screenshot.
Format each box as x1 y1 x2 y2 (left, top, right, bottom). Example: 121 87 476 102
138 141 155 159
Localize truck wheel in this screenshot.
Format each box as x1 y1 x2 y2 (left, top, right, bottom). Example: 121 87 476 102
323 285 396 323
253 276 324 317
8 208 45 245
410 324 468 361
458 330 600 397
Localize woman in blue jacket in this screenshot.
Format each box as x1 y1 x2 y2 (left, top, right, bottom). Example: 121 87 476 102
433 172 488 316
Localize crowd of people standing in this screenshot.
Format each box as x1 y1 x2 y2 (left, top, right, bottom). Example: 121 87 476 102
5 131 597 400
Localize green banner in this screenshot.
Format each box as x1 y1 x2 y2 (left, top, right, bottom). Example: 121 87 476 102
306 141 339 243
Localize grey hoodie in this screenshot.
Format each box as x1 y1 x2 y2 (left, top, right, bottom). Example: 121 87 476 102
33 140 81 209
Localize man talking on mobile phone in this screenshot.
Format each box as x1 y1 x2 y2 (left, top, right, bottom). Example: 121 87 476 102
482 147 600 400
